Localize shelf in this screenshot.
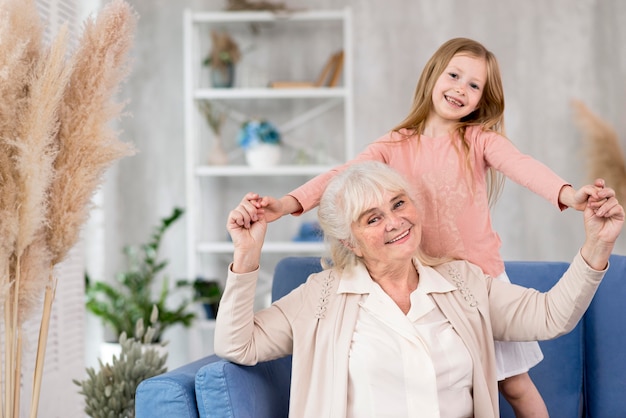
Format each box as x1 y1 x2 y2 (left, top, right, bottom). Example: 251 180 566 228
197 241 324 253
194 87 347 100
193 318 216 330
184 7 351 363
195 165 336 177
191 9 348 24
184 8 351 323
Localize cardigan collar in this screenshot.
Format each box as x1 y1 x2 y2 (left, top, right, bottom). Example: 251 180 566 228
336 257 456 296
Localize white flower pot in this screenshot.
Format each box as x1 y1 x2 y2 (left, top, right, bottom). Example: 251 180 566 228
245 143 281 168
99 341 168 365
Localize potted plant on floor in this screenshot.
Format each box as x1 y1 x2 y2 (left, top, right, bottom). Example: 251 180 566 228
177 277 223 320
74 313 167 418
85 207 195 348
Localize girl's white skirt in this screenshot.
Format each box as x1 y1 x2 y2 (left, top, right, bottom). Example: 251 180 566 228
493 271 544 380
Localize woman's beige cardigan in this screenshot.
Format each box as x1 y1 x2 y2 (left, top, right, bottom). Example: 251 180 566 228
215 252 605 418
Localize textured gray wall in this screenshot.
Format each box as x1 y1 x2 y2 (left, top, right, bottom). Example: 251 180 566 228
103 0 626 366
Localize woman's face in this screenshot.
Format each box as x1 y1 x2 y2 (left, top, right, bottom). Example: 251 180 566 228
430 53 487 123
349 190 421 265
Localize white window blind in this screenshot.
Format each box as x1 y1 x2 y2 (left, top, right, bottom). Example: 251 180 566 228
36 0 81 49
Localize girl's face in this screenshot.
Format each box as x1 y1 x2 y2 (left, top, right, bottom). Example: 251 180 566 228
348 190 421 265
430 53 487 124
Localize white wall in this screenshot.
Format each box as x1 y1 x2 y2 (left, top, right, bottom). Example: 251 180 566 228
99 0 626 367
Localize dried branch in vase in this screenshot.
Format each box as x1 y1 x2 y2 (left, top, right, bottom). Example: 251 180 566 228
226 0 289 12
0 0 138 416
204 30 241 72
198 100 226 136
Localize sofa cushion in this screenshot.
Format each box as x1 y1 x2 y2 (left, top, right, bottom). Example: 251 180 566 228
271 256 322 301
195 356 292 418
135 355 221 418
583 254 626 418
499 261 584 418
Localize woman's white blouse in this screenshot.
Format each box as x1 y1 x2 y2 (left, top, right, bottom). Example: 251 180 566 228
346 264 474 418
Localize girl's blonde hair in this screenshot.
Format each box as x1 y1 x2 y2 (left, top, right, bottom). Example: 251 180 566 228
393 37 507 206
318 161 444 271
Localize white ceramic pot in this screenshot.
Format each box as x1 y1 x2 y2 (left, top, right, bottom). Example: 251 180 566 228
245 143 281 168
99 341 168 365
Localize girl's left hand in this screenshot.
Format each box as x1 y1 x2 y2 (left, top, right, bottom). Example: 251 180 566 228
569 178 625 216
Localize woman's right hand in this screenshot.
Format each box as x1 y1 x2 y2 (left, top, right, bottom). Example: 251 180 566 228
227 192 268 273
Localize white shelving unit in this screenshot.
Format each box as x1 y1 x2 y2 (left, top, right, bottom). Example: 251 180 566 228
183 8 353 360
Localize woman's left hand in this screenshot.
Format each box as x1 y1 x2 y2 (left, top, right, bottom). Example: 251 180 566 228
581 185 624 270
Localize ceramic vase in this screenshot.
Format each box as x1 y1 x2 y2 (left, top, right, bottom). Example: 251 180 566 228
99 341 168 366
208 135 228 165
245 143 281 168
210 64 235 88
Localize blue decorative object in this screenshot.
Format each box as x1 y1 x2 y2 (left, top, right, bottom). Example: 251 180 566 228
292 221 324 242
237 120 281 150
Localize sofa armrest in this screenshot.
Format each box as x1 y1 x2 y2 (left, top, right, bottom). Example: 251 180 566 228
135 354 221 418
499 261 584 417
583 254 626 417
195 356 292 418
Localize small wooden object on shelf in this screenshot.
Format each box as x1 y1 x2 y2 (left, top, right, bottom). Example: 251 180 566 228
269 50 344 88
319 50 344 87
268 81 316 88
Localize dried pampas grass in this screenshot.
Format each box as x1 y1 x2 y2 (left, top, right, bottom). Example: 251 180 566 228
572 99 626 205
47 0 137 266
0 0 138 416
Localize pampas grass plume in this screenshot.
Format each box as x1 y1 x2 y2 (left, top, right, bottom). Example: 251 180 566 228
0 0 45 281
46 0 138 265
0 0 138 415
571 99 626 205
12 24 71 257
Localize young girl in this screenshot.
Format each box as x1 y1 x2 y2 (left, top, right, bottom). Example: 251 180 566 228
242 37 597 417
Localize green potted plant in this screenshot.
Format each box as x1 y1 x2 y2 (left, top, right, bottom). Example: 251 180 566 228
85 207 195 343
203 30 241 88
177 277 223 320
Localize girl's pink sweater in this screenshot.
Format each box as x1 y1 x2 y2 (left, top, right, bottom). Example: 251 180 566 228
289 126 568 277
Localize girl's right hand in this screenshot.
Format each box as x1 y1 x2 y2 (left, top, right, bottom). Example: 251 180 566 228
257 195 284 223
229 193 285 224
258 195 304 223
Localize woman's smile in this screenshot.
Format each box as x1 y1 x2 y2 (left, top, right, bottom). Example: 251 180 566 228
386 228 411 244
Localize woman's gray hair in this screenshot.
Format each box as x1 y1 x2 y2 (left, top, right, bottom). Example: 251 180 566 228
317 161 414 270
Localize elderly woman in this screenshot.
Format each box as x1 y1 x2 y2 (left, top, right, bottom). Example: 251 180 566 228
216 161 623 418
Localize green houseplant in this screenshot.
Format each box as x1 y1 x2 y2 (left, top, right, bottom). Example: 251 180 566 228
85 207 195 342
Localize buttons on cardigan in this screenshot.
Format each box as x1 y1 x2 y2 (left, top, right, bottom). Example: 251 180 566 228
446 265 478 308
314 271 335 319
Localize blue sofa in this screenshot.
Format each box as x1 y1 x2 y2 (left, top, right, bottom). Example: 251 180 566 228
136 255 626 418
